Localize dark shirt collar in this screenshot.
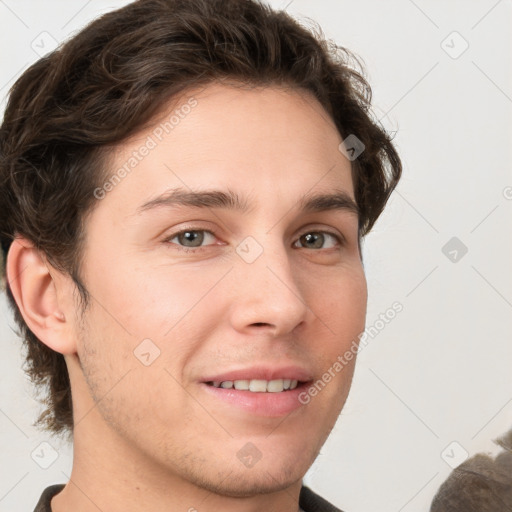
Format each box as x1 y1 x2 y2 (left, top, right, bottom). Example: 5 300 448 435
33 483 344 512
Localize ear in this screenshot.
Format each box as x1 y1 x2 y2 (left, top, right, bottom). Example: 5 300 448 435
6 236 77 355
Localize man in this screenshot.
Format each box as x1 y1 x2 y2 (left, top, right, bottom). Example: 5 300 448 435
0 0 401 510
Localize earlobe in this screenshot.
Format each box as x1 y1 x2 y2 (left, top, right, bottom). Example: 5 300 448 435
6 237 76 355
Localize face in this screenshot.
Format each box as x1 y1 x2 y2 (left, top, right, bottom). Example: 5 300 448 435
70 83 367 496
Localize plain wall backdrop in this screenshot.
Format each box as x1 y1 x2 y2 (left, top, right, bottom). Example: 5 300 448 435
1 1 511 511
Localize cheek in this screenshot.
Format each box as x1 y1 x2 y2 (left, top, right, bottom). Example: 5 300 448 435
313 263 367 338
85 256 227 342
307 264 367 396
74 290 209 441
75 259 229 417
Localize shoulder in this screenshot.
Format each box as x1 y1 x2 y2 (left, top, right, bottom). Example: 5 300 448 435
33 484 65 512
33 483 344 512
300 485 346 512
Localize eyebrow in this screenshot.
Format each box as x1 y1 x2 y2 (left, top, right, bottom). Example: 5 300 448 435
137 187 359 217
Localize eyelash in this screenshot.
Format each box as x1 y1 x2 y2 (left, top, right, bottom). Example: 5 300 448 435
163 227 345 253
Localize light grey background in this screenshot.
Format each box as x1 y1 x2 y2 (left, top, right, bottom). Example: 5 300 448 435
1 1 511 511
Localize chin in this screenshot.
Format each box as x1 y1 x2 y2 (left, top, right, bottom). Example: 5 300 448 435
195 464 304 498
171 444 309 499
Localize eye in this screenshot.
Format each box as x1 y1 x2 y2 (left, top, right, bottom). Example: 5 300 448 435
163 228 343 253
165 229 217 250
293 231 342 250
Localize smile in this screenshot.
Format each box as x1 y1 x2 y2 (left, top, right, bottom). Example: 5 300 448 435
201 380 312 417
206 379 300 392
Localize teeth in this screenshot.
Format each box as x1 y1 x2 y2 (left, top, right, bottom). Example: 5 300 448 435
266 380 284 392
210 379 300 392
234 380 250 390
249 379 268 392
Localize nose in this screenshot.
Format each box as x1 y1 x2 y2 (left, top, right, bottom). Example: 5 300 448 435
228 240 310 337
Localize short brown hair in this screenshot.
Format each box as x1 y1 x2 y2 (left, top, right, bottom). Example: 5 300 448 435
0 0 402 439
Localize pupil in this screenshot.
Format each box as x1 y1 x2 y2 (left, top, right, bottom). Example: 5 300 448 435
303 232 323 248
181 231 203 247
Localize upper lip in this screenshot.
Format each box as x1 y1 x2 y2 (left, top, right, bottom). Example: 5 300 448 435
201 365 314 383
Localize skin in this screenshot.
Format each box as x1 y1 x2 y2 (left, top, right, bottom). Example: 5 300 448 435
8 82 367 512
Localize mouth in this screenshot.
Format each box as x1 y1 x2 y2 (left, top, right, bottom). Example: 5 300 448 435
205 378 304 392
200 377 313 417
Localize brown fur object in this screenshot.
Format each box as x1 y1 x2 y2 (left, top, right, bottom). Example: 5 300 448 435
430 429 512 512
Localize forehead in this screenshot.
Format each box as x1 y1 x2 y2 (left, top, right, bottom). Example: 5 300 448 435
100 82 354 214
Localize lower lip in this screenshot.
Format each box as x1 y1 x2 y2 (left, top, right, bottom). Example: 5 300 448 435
200 382 311 417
